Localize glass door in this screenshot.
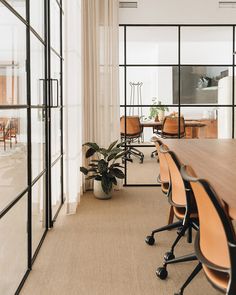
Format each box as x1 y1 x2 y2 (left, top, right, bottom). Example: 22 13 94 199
48 0 64 226
0 0 64 293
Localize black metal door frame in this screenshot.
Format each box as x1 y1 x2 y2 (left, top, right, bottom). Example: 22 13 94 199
0 0 64 293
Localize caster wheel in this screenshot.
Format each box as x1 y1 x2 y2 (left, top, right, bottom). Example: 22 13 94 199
151 153 154 158
164 251 175 261
140 156 144 164
156 267 168 280
145 235 155 245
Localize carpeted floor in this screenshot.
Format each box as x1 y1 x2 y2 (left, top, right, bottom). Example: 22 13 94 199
21 187 221 295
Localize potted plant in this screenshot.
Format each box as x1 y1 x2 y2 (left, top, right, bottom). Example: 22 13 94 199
80 140 126 200
149 97 169 122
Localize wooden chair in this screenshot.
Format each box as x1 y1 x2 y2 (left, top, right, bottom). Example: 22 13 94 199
145 149 198 278
120 116 144 163
151 116 185 157
152 138 174 225
175 166 236 295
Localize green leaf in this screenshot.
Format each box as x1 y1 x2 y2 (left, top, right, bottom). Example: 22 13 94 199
107 140 118 152
114 150 127 160
83 142 100 151
86 148 96 158
80 167 88 175
95 175 102 181
109 147 123 155
99 148 108 158
89 163 97 167
97 159 108 173
117 142 124 148
110 168 125 179
107 153 117 161
88 168 97 172
86 175 97 180
101 175 112 194
111 177 117 185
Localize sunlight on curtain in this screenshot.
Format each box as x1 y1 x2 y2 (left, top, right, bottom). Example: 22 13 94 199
82 0 120 148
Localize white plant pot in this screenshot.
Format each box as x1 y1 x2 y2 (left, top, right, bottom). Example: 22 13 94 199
93 180 112 200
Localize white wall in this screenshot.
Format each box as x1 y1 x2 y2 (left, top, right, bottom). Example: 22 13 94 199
64 0 83 214
119 0 236 24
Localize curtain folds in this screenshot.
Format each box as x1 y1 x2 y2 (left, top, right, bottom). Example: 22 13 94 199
82 0 120 192
82 0 120 148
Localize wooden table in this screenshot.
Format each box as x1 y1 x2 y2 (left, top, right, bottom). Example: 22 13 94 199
163 139 236 218
141 120 206 138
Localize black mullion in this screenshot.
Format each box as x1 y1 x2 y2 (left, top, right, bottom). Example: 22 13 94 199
59 3 64 205
45 0 50 231
124 26 127 186
26 0 32 271
0 0 28 25
120 104 235 107
29 27 46 46
0 187 28 219
233 26 235 139
0 105 28 109
178 26 181 138
119 24 236 27
47 0 53 228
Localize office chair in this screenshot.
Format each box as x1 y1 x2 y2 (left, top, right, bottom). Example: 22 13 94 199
145 148 198 277
120 116 144 163
173 166 236 295
153 139 174 225
151 116 185 158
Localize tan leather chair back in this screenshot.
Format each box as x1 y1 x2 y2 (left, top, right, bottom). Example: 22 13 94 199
164 151 186 206
156 142 169 184
190 180 230 268
162 116 185 138
120 116 142 136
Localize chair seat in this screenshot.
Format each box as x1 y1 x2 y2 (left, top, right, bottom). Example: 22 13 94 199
203 265 229 291
173 207 198 220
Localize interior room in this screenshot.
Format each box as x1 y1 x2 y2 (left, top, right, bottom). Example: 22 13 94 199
0 0 236 294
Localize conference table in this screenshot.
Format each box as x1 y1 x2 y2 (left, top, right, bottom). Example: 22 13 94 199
162 139 236 219
141 120 206 138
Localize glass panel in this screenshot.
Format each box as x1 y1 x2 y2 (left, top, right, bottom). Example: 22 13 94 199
181 107 232 139
120 106 178 144
31 33 45 106
119 67 124 105
0 109 27 211
50 0 61 54
30 0 44 39
0 194 27 295
3 0 26 18
51 161 61 218
119 26 124 65
126 27 178 64
51 51 61 106
127 66 178 105
122 106 179 184
31 109 45 180
180 66 232 105
51 108 61 162
32 176 46 255
0 5 26 106
181 27 233 65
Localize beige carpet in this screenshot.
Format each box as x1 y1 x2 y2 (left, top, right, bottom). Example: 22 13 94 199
21 187 221 295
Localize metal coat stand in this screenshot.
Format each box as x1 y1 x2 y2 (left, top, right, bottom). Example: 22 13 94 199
129 82 143 117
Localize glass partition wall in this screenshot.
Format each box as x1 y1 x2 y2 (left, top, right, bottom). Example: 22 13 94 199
0 0 64 293
119 24 235 185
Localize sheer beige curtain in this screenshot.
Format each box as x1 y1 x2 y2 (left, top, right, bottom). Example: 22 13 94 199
82 0 120 148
